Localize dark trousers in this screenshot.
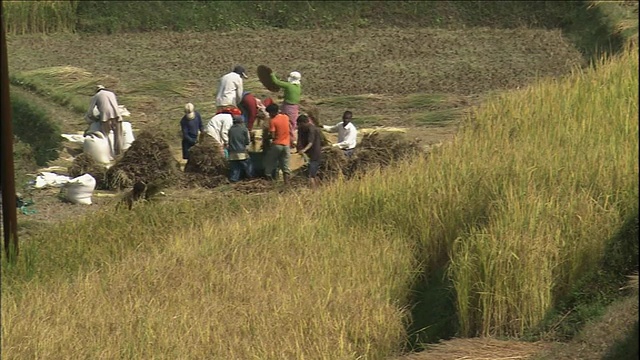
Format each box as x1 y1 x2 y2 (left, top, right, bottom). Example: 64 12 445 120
182 139 195 160
229 159 253 182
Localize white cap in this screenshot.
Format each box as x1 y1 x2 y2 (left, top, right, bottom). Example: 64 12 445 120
287 71 301 85
184 103 195 120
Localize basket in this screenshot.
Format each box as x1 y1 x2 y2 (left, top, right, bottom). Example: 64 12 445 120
257 65 280 93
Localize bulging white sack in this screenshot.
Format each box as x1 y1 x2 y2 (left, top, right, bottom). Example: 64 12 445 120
121 121 135 151
85 121 134 153
64 174 96 205
83 131 113 164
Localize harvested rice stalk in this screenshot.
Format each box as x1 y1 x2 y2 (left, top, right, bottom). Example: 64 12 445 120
68 153 108 190
184 136 228 176
104 131 180 190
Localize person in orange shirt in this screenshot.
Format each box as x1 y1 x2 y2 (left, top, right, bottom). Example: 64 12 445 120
264 103 291 184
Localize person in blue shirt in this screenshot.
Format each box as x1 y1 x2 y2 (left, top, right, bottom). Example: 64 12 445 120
180 103 204 160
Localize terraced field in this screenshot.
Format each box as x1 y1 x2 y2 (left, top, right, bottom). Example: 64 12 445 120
7 27 583 136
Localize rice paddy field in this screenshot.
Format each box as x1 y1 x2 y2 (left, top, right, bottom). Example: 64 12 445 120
2 1 639 359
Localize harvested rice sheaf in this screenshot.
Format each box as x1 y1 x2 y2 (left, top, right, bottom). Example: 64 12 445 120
68 153 108 190
184 136 228 176
318 146 349 180
346 132 422 176
104 131 181 190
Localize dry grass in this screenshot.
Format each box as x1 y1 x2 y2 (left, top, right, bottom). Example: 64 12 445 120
1 193 417 359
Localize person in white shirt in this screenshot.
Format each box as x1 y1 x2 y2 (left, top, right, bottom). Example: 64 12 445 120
204 108 238 158
323 111 358 157
215 65 248 110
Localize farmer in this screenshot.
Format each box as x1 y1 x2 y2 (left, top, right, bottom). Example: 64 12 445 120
296 114 322 189
204 107 239 158
86 85 124 156
323 110 358 157
264 103 291 184
257 97 276 152
270 71 301 148
227 115 253 182
179 103 204 160
216 65 248 111
238 91 268 132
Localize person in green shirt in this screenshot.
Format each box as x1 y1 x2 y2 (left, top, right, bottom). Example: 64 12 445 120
271 71 301 148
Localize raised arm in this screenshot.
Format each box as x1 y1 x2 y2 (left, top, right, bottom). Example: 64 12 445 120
270 73 293 90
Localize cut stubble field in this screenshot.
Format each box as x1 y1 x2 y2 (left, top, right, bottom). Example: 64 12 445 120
8 27 583 134
5 26 584 227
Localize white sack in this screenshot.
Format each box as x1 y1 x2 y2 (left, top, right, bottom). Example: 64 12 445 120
83 132 113 164
85 121 134 153
121 121 135 151
34 172 71 189
64 174 96 205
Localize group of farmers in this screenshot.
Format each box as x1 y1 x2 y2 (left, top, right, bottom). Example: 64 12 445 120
180 65 358 188
84 64 358 189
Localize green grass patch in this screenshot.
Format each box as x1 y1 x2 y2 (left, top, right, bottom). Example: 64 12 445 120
410 109 465 126
10 66 196 118
10 91 62 166
351 114 387 127
399 93 450 110
10 66 103 114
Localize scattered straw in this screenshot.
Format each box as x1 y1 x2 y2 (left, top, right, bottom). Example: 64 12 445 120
401 337 552 360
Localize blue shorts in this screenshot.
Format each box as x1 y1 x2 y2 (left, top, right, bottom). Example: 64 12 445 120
308 160 320 178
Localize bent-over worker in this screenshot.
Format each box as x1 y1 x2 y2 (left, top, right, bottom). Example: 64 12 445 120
323 110 357 157
204 107 239 157
86 85 124 156
238 91 268 132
